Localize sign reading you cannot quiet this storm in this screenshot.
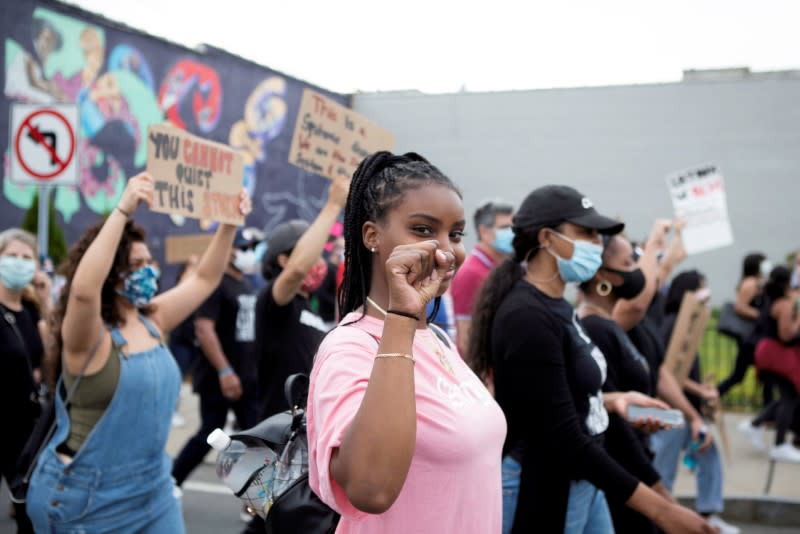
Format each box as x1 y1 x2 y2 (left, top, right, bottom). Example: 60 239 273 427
288 89 395 180
147 124 244 226
665 164 734 255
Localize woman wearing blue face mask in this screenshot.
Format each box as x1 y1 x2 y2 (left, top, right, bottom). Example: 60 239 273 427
27 173 251 534
468 185 715 534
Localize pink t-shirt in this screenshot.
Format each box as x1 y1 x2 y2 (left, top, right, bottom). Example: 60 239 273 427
308 312 506 534
451 246 497 320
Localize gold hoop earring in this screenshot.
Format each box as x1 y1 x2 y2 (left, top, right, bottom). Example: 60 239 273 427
597 280 613 297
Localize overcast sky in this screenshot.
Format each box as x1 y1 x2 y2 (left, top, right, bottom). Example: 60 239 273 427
69 0 800 94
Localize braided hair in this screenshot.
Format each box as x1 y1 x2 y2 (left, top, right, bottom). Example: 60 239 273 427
338 151 461 322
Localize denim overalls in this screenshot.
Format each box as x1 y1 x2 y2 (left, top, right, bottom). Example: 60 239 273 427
27 316 184 533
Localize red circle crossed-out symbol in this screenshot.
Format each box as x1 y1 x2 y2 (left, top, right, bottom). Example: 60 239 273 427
14 108 76 180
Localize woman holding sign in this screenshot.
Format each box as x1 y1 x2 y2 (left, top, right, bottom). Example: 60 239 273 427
27 173 251 534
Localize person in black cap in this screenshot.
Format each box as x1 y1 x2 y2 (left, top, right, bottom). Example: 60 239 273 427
172 227 261 489
242 174 349 533
467 185 715 534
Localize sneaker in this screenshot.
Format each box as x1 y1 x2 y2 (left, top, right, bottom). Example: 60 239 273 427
708 514 741 534
737 419 766 452
770 442 800 463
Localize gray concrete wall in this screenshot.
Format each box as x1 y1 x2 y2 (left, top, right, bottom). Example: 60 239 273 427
353 78 800 302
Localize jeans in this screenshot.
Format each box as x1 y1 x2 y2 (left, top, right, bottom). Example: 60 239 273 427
564 480 615 534
650 426 723 514
501 456 521 534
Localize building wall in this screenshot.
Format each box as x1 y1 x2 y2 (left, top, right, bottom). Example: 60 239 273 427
353 78 800 302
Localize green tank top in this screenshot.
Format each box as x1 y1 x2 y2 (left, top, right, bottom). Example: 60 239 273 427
62 345 121 453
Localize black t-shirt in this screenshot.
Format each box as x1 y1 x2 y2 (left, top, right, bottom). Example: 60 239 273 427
193 274 256 390
490 280 638 533
583 314 652 396
255 282 328 419
310 262 338 324
627 316 665 395
0 300 43 463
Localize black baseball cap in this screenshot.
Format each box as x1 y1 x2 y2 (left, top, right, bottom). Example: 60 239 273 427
265 219 309 261
514 185 624 235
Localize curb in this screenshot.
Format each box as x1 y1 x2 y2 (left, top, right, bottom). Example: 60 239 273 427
677 495 800 527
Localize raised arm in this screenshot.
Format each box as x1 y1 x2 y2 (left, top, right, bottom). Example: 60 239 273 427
658 218 687 284
150 190 250 334
272 175 349 306
331 241 454 513
613 220 670 331
61 173 154 374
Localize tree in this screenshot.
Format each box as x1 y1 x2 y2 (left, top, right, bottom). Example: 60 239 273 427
20 190 68 265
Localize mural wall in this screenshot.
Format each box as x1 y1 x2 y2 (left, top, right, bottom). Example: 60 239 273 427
2 0 345 268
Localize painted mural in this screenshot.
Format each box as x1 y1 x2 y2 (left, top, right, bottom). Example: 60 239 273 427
2 0 345 269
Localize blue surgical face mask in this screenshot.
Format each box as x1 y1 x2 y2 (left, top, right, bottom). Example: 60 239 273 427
119 264 160 308
492 227 514 255
547 232 603 283
0 256 36 291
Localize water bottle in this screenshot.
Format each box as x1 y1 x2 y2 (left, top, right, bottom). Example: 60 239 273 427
207 428 279 517
682 429 706 472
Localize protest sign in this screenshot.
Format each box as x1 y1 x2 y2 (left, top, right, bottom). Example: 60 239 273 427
288 89 395 180
663 291 711 384
147 124 244 225
164 233 214 264
665 164 734 254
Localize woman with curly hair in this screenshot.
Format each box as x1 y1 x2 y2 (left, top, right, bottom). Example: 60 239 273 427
26 173 250 534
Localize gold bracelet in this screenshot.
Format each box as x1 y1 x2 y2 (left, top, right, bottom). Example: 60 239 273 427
375 353 415 364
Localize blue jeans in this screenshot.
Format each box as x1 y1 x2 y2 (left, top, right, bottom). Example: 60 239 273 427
502 456 521 534
564 480 615 534
650 425 724 514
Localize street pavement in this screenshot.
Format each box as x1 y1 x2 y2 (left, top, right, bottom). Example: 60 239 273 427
3 384 799 533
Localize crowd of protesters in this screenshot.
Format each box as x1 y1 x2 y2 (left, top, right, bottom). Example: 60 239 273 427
3 152 799 534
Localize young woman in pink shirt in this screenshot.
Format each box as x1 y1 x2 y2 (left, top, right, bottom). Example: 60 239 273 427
308 151 506 533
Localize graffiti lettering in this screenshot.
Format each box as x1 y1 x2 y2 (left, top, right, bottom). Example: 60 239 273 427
155 180 194 212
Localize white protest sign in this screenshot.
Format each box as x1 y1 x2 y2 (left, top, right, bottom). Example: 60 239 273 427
665 164 734 255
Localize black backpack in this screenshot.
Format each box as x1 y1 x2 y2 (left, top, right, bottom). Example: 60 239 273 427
231 373 339 534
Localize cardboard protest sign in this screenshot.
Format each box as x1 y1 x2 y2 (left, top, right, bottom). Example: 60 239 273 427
663 291 711 384
288 89 395 180
665 164 734 255
147 124 244 225
164 234 214 264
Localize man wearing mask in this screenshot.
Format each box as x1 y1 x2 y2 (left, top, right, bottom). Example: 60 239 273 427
451 199 514 355
172 228 260 489
243 174 348 533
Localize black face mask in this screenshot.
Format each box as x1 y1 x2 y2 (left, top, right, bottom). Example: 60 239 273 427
605 267 646 300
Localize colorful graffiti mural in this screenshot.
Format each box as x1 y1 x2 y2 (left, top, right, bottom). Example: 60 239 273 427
2 0 345 270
